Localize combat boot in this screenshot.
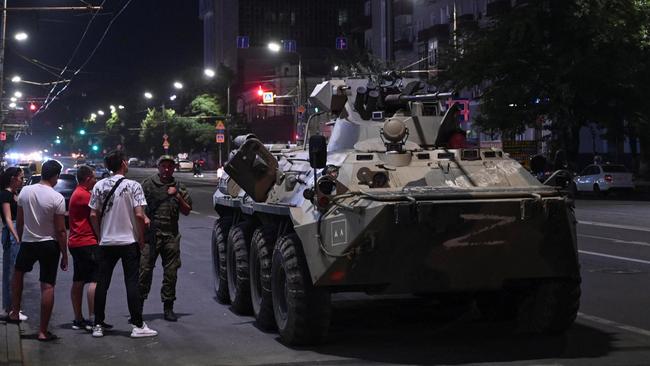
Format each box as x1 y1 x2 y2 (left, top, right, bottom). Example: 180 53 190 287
163 301 178 322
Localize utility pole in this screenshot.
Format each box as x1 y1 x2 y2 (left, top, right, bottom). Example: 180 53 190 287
0 0 8 163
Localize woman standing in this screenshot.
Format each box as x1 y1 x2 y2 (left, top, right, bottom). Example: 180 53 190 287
1 167 27 320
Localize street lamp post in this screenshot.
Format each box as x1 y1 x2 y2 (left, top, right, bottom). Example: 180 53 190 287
205 67 230 166
268 42 303 142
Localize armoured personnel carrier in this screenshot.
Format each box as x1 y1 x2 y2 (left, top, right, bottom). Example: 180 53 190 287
211 74 580 345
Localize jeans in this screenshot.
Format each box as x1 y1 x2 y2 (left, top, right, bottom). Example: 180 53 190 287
94 243 143 327
2 223 20 311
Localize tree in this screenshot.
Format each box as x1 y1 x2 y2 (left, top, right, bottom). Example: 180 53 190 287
442 0 650 170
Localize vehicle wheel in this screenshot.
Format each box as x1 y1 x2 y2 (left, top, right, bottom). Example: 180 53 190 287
592 183 608 197
212 216 232 304
272 233 331 345
227 221 254 315
516 279 581 334
476 291 519 321
250 225 277 330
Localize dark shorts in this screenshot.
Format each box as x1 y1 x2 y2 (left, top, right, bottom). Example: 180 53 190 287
14 241 60 285
70 245 100 283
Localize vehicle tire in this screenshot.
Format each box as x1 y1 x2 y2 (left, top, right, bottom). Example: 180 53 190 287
212 216 232 304
271 233 331 345
227 221 254 315
250 225 277 331
516 279 581 334
476 291 519 321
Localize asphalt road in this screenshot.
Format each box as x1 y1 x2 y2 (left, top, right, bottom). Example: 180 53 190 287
14 168 650 365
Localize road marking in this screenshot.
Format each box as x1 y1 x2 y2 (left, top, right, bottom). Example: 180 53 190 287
578 220 650 233
578 250 650 265
578 234 650 248
579 312 650 338
188 210 218 220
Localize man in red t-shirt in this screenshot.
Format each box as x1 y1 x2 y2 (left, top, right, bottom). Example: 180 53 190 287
68 165 101 330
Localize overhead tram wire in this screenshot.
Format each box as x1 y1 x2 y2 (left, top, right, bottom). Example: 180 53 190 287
37 0 108 115
37 0 134 115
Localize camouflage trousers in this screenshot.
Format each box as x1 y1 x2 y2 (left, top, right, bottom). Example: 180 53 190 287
139 231 181 303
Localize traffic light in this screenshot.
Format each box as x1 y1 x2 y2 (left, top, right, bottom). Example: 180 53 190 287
55 138 61 144
29 102 37 112
257 86 264 97
91 145 99 152
79 129 86 135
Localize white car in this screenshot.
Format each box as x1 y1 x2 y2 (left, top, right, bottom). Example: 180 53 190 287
176 160 193 172
573 164 635 195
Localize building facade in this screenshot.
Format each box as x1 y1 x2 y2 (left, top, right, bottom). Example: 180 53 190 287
199 0 365 142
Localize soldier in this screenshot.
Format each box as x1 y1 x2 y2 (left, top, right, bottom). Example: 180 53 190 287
139 155 192 321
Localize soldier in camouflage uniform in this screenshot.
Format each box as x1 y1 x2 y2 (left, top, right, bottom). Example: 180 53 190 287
139 155 192 321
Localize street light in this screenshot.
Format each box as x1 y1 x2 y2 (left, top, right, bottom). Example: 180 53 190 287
9 97 16 102
13 91 22 98
14 32 28 42
118 105 125 110
170 95 177 101
203 68 215 78
268 41 303 142
173 81 183 90
11 75 20 83
8 102 16 108
97 110 105 116
144 91 153 99
268 42 281 53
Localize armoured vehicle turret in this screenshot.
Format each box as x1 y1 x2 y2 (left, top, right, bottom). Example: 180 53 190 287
211 74 580 345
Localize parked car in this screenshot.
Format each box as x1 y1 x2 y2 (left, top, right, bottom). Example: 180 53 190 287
28 174 78 227
176 159 193 172
573 164 635 195
128 157 145 167
88 164 111 179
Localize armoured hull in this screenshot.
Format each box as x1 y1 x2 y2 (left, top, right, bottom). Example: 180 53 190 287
296 191 579 292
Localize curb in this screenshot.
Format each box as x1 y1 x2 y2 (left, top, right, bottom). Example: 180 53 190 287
0 321 23 365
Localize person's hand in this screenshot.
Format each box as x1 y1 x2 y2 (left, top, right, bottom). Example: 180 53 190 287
144 215 151 228
167 186 177 196
60 255 68 271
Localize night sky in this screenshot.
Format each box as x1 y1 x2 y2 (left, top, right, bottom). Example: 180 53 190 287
4 0 203 150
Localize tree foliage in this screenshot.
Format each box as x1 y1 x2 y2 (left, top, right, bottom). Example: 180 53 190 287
442 0 650 164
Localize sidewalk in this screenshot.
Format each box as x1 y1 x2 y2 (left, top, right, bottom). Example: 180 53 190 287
0 318 22 365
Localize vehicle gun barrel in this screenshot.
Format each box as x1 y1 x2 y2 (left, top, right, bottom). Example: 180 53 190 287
384 92 454 105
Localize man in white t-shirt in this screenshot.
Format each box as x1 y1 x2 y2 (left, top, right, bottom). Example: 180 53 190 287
9 160 68 342
88 151 157 338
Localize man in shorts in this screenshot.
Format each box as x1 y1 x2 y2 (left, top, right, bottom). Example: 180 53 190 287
68 165 106 330
9 160 68 342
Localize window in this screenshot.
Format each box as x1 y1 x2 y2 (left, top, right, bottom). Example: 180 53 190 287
428 39 438 66
338 9 348 26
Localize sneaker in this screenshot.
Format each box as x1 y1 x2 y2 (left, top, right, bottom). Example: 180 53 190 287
130 322 158 338
91 324 104 338
96 321 113 330
18 311 28 321
72 319 90 330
